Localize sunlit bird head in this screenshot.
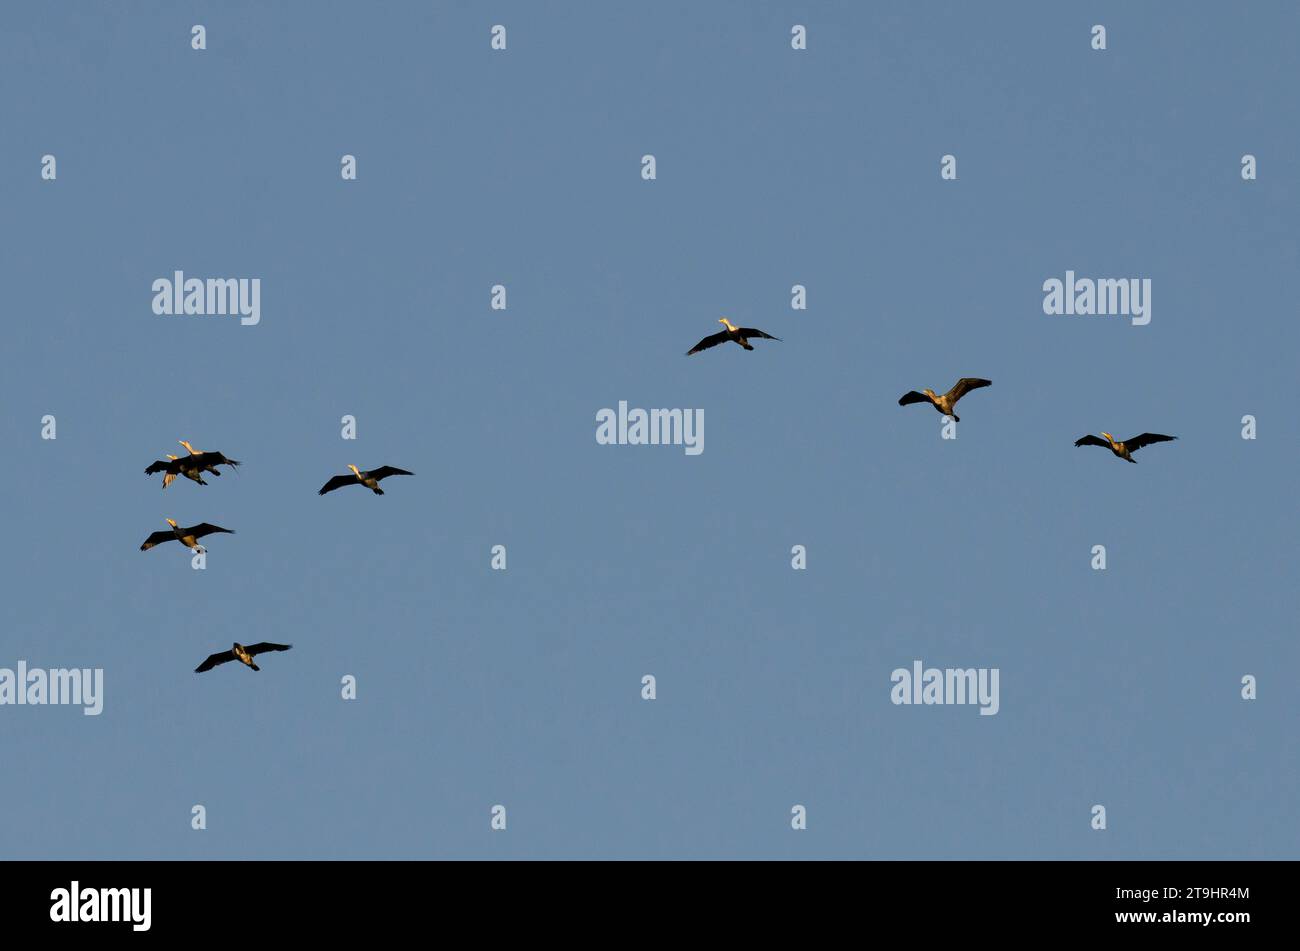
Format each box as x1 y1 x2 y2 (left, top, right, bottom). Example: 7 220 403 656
1101 432 1114 442
348 464 362 476
165 518 178 527
179 440 197 453
719 317 738 332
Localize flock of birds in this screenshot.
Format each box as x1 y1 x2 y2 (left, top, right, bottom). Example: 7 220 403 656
138 440 414 675
687 319 1179 463
150 318 1174 676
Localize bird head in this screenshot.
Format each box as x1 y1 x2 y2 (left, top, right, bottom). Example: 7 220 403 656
179 440 198 454
923 388 937 399
166 454 179 461
165 518 178 527
1101 432 1114 443
348 464 362 476
719 317 738 332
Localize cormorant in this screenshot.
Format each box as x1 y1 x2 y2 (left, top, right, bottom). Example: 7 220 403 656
687 318 781 355
1074 432 1177 463
318 465 414 496
898 378 992 422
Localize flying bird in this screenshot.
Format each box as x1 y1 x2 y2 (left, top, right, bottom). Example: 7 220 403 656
179 441 240 478
898 378 992 422
1074 432 1177 463
686 318 781 355
319 465 414 496
195 642 292 673
144 440 240 488
139 518 234 553
144 454 190 489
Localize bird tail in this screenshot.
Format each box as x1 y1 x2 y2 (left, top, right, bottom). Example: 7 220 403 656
249 662 260 672
741 342 754 351
373 487 385 495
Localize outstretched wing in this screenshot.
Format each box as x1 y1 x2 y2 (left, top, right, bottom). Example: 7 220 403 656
369 466 413 482
187 523 234 539
1124 433 1177 452
144 459 178 475
898 391 932 407
1074 435 1110 449
947 378 992 402
140 531 174 551
319 474 355 495
195 651 236 673
193 451 240 469
737 328 780 341
245 642 292 657
686 331 729 355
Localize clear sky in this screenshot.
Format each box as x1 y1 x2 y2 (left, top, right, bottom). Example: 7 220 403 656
1 1 1295 859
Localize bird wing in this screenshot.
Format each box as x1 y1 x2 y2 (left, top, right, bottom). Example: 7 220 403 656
140 531 175 551
195 651 236 673
1074 435 1110 448
1124 433 1177 452
368 466 413 482
686 331 729 355
144 459 179 475
898 391 932 407
192 451 240 469
245 642 292 657
319 474 355 495
947 378 992 402
187 523 234 539
737 328 780 341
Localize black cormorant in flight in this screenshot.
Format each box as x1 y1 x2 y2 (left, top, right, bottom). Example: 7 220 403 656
195 642 292 673
319 465 414 496
898 378 992 422
139 518 234 553
145 440 240 488
686 318 781 355
1074 432 1177 463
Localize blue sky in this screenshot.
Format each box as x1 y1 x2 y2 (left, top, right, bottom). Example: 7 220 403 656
0 1 1295 859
